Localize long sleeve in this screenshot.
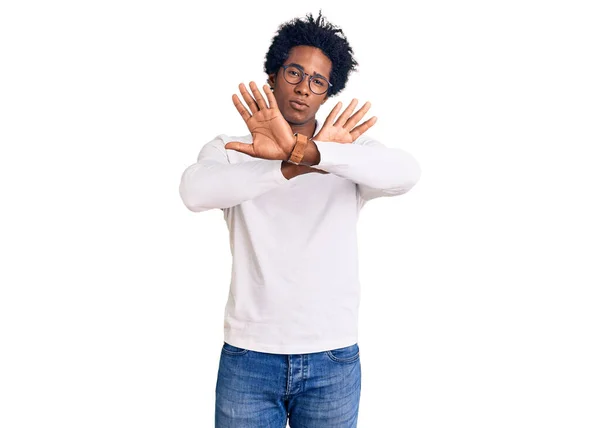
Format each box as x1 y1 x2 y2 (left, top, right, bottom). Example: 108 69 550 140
312 136 421 202
179 135 289 212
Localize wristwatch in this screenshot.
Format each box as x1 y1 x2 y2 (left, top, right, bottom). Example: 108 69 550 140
287 133 309 165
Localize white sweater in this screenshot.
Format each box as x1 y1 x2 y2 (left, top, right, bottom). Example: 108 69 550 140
179 124 421 354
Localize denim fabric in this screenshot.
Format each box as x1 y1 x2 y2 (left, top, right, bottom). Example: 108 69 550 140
215 342 361 427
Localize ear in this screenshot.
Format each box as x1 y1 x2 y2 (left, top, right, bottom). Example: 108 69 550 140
321 95 329 105
267 74 276 90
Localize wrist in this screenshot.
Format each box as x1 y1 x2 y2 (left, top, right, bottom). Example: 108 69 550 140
287 133 309 164
299 138 320 166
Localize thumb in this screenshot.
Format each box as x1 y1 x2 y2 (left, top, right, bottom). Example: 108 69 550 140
224 141 255 157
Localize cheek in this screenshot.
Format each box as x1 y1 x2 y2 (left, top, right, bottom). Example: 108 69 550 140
312 98 325 112
272 84 287 105
274 92 287 109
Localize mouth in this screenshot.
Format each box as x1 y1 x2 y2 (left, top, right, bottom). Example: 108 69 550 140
289 100 309 111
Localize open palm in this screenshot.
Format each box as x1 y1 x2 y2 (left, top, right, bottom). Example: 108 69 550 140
225 82 295 160
314 99 377 143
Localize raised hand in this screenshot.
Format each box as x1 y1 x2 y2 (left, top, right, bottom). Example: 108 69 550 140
313 99 377 144
225 82 296 160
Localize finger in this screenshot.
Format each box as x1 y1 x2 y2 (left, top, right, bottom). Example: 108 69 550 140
249 81 268 110
322 102 342 128
224 141 256 157
263 84 278 109
232 94 251 122
349 116 377 140
239 83 259 114
345 101 371 130
333 98 358 127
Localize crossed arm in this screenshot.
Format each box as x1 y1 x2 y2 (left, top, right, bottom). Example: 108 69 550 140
179 82 421 212
222 81 378 176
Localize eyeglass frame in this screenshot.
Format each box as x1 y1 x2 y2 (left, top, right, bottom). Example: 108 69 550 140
280 64 333 95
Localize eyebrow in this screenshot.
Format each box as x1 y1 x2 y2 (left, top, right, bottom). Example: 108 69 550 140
287 62 329 80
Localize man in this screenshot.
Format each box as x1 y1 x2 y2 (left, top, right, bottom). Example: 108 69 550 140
179 12 421 428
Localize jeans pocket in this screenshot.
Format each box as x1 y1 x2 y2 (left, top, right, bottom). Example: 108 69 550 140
221 342 249 356
326 343 360 363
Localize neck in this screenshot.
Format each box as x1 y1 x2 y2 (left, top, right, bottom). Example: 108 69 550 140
289 120 317 138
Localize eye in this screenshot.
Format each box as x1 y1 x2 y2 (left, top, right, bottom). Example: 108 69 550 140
312 78 325 87
288 69 300 77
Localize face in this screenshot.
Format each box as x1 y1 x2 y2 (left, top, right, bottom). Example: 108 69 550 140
268 45 332 127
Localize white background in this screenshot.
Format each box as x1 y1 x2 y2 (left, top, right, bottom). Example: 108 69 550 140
1 0 599 427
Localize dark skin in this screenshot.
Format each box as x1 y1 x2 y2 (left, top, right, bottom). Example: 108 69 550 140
225 46 377 179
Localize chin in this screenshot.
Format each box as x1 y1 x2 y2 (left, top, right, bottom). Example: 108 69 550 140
282 109 312 125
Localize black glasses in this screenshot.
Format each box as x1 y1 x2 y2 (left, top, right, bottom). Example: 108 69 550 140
281 64 332 95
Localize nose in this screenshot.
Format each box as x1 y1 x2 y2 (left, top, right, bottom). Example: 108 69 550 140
294 76 311 96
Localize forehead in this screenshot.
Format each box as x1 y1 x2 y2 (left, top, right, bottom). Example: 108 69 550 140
285 46 332 78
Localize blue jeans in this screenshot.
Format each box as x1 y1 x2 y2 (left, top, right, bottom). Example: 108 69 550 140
215 342 361 428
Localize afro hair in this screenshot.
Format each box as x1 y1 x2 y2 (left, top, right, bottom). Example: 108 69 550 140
264 11 358 96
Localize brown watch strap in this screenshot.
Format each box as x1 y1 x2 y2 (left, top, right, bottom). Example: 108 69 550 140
288 133 309 165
